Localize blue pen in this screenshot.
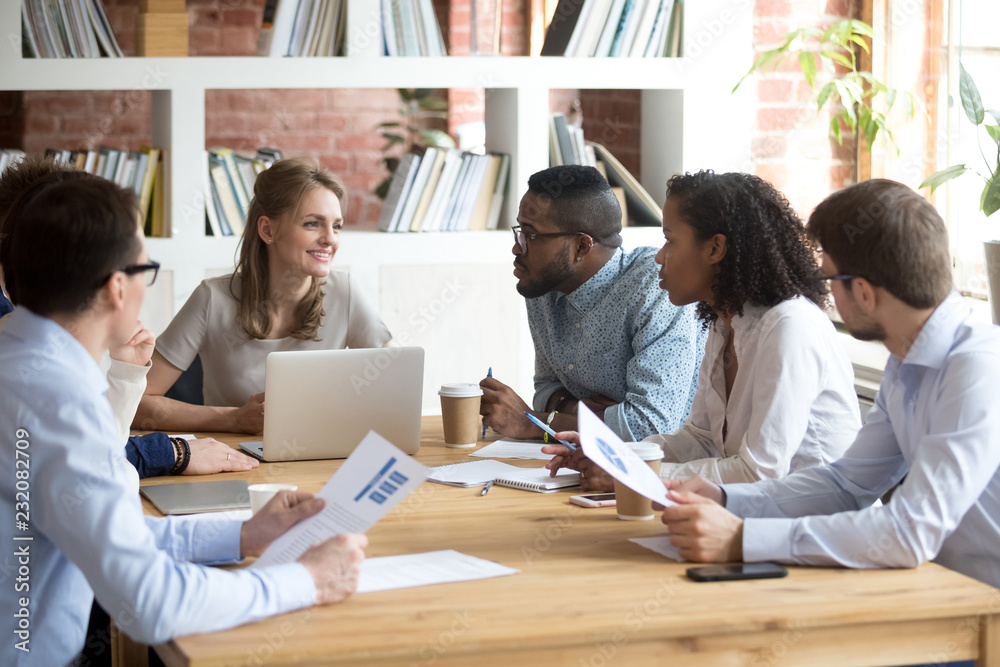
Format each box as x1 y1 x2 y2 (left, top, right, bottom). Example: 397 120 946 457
524 412 576 451
482 367 493 439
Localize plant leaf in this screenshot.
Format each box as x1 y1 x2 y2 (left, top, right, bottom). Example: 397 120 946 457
816 81 836 110
833 81 857 125
398 88 414 102
381 133 406 144
983 171 1000 217
848 20 875 38
987 126 1000 144
831 114 843 144
849 34 870 53
988 110 1000 126
417 129 456 148
959 63 985 125
919 164 969 192
377 121 402 128
820 49 853 69
413 88 435 99
418 97 449 111
799 52 817 88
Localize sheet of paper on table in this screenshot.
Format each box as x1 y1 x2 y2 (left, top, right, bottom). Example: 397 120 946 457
577 403 673 507
358 550 519 593
251 431 428 568
630 535 684 562
469 439 551 460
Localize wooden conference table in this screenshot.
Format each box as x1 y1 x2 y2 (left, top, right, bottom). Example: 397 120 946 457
137 417 1000 667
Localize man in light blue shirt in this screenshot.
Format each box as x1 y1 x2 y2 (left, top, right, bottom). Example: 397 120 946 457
0 174 366 665
481 165 705 442
659 179 1000 594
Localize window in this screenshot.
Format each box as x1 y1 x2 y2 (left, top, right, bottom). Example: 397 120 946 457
869 0 999 297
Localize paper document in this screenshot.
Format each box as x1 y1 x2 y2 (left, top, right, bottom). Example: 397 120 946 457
577 404 673 507
252 431 428 568
358 550 519 593
470 439 551 460
630 535 684 562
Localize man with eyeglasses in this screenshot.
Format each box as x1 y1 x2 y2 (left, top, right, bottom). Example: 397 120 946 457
481 165 706 443
658 179 1000 605
0 174 367 665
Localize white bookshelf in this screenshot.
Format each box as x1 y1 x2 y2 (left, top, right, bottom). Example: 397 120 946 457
0 0 754 411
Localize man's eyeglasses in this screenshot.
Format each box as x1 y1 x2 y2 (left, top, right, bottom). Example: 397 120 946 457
99 261 161 288
511 225 583 253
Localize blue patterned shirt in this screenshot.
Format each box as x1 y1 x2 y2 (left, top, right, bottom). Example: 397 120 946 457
526 246 706 441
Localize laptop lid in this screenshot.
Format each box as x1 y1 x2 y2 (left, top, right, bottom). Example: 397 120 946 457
256 347 424 461
140 480 250 515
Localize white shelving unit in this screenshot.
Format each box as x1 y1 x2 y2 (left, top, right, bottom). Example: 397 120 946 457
0 0 753 410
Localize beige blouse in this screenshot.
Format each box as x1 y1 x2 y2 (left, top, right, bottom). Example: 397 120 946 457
156 271 392 407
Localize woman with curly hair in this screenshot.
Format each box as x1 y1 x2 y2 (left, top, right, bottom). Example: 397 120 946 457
545 170 861 487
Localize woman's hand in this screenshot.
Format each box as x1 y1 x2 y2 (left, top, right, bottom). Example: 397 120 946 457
542 432 615 491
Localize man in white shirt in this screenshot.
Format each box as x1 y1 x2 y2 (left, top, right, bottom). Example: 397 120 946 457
659 179 1000 592
0 173 366 665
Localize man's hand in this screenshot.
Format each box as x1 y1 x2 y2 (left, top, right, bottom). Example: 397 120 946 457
240 490 325 558
229 393 265 434
299 534 368 605
542 432 615 491
479 377 536 439
661 490 743 563
661 476 725 507
579 394 617 420
110 321 155 367
181 438 259 475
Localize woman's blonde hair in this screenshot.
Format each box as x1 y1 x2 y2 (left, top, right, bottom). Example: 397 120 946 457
233 157 346 341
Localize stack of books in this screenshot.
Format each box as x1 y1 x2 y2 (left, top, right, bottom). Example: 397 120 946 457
2 146 165 235
22 0 123 58
257 0 348 56
377 148 510 232
539 0 682 57
204 147 281 237
546 115 662 226
380 0 448 56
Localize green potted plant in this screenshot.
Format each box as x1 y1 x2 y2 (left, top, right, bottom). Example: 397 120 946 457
734 19 920 154
375 89 456 199
919 64 1000 322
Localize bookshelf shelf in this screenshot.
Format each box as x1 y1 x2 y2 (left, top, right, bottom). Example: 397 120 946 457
0 1 754 410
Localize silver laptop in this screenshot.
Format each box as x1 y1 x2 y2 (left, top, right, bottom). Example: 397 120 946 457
239 347 424 461
140 480 250 515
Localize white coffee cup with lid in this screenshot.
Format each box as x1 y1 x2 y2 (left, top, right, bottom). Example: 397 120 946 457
439 383 483 448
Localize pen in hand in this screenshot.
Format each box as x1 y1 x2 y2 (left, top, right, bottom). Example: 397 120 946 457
524 412 577 451
480 480 494 496
482 367 492 439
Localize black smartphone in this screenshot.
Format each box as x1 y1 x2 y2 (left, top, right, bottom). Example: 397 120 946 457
686 562 788 582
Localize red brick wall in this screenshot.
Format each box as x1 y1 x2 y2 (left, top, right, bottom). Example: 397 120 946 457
750 0 853 218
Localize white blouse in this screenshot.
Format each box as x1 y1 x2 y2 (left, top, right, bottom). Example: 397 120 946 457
644 296 861 484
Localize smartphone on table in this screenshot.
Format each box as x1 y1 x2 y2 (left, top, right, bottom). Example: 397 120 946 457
569 493 616 508
686 562 788 582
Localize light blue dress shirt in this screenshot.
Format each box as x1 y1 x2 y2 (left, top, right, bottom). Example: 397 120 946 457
723 292 1000 589
0 309 316 666
526 246 706 441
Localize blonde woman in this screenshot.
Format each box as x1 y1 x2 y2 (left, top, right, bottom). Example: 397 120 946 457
135 158 392 433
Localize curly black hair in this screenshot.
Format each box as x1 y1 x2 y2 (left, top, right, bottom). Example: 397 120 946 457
666 170 827 325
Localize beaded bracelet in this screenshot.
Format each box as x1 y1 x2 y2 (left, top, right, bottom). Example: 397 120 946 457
169 437 191 475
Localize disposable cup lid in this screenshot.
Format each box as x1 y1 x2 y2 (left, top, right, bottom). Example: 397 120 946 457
438 383 483 398
627 442 664 461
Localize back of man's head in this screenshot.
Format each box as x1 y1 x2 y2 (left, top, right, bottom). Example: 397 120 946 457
0 155 80 276
6 174 141 317
527 165 623 248
807 179 953 309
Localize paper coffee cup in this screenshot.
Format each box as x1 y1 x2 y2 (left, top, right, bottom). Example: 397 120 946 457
614 442 664 521
248 483 298 515
439 383 483 448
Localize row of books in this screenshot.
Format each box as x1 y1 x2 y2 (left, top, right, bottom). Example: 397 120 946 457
378 147 510 233
545 119 661 226
258 0 347 57
0 146 165 235
381 0 447 56
540 0 683 57
22 0 123 58
204 147 283 237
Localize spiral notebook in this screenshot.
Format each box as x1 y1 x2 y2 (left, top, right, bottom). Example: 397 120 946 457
427 460 580 493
